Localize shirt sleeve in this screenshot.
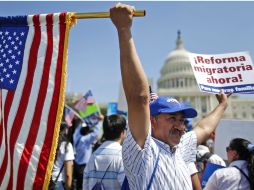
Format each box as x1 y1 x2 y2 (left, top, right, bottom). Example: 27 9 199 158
188 162 198 176
178 131 197 163
80 121 103 145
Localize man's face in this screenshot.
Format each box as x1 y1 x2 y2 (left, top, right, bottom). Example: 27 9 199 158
151 112 185 147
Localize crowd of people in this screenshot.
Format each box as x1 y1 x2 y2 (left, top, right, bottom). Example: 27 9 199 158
49 3 254 190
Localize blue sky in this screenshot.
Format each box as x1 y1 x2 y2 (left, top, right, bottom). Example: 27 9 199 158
1 1 254 103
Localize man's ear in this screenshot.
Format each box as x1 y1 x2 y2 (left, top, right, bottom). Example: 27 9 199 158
150 117 157 129
150 116 154 124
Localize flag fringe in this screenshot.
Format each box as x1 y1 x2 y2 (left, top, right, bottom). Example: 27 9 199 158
43 12 73 189
66 12 77 28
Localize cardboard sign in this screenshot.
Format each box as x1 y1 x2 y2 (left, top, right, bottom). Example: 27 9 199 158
201 163 225 188
107 102 118 116
188 52 254 94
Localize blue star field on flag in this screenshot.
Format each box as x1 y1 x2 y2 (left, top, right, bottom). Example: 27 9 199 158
0 16 28 90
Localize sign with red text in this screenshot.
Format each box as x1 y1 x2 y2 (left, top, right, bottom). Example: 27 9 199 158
188 52 254 94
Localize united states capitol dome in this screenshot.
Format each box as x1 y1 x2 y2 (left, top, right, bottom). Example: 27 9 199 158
158 31 198 92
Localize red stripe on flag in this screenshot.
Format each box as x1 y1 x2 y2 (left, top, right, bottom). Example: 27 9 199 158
6 14 41 190
16 14 54 189
33 13 67 189
0 91 14 186
0 90 2 150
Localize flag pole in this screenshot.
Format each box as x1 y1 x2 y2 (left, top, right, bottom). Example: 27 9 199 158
65 104 83 121
74 10 145 19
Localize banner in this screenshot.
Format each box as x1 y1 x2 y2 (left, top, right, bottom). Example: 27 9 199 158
79 104 100 127
188 52 254 94
201 163 225 188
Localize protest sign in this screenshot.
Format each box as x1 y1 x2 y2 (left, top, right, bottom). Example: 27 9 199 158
201 163 225 188
107 102 118 116
188 52 254 94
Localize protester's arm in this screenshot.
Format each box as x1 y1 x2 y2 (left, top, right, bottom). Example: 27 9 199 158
81 114 104 144
191 173 202 190
64 160 73 190
110 3 150 148
63 142 74 190
193 92 231 145
188 162 202 190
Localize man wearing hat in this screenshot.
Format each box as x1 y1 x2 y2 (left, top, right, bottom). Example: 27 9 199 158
110 3 230 190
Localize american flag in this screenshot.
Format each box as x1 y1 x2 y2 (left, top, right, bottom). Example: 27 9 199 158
0 13 74 190
74 90 95 111
64 104 83 127
149 86 158 103
64 106 75 127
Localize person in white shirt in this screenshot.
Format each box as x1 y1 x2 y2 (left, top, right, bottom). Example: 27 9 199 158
83 114 127 190
205 138 254 190
110 3 231 189
51 122 75 190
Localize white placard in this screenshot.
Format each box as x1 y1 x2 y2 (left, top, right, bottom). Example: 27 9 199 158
188 52 254 94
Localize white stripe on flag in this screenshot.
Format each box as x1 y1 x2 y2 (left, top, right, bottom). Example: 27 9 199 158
25 13 61 188
11 16 36 190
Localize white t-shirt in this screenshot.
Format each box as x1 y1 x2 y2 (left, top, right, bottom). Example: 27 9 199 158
52 141 74 182
205 160 250 190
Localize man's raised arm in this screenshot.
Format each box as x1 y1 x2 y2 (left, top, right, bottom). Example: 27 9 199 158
194 92 231 145
110 3 150 148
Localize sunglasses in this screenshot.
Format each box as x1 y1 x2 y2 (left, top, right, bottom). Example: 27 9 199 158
226 146 232 152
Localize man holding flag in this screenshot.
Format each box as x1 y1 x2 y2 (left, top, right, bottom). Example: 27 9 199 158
110 3 230 189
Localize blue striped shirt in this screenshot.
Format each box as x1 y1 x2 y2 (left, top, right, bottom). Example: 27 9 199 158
83 141 125 190
122 128 197 190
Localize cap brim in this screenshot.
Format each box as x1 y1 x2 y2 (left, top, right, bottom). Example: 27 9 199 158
182 107 197 118
159 106 197 118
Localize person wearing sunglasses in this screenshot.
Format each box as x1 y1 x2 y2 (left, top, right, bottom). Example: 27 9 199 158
205 138 254 190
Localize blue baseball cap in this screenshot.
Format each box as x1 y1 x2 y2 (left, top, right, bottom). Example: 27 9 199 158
150 96 197 118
